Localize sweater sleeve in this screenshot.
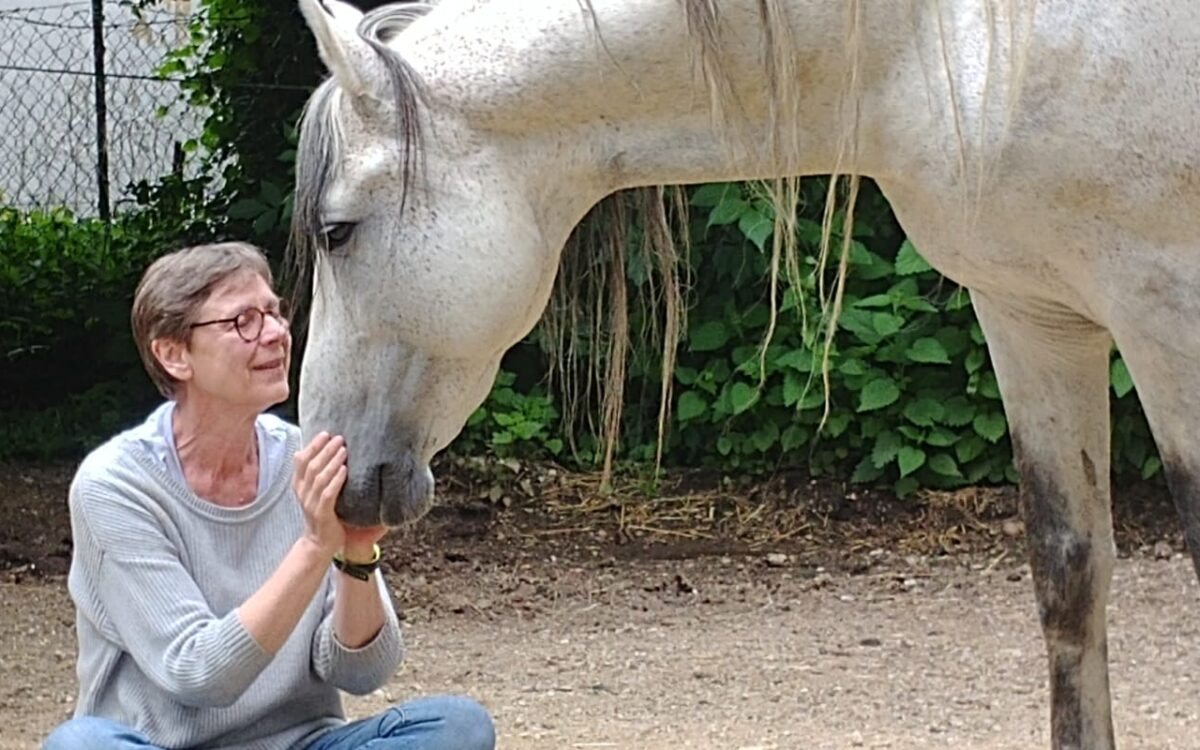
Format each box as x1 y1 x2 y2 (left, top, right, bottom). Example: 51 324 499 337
310 573 406 695
73 477 273 708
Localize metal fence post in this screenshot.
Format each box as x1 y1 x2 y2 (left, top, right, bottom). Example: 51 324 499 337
90 0 111 221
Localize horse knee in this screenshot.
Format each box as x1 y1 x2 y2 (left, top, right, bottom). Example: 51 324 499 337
1025 523 1113 642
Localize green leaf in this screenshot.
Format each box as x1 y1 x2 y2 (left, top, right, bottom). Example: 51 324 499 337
826 413 851 437
676 366 699 386
906 338 951 364
895 239 933 275
692 183 737 208
904 398 945 427
797 388 825 410
781 425 808 451
970 321 986 345
1142 456 1162 480
850 242 895 279
947 288 972 311
934 327 970 358
730 382 760 415
773 348 813 372
782 371 806 407
252 208 278 236
898 296 939 313
751 421 780 452
738 209 773 250
839 309 884 345
228 198 266 220
894 476 920 497
955 435 987 464
898 446 927 477
872 312 905 337
859 378 901 412
852 455 885 483
978 372 1002 400
708 196 749 227
965 347 987 374
259 180 284 206
677 390 708 422
973 411 1008 443
928 453 962 478
852 294 893 308
942 397 976 427
925 427 960 447
838 358 867 376
689 321 729 352
1111 358 1134 398
871 430 902 468
717 435 734 456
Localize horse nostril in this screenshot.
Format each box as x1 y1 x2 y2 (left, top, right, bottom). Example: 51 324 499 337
372 463 385 503
378 455 435 526
334 461 389 527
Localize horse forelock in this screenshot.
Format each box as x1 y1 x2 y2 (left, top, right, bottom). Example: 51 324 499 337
287 1 433 315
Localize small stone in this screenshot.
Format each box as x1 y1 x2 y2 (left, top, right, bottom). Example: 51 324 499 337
1153 540 1173 560
1002 520 1024 537
765 553 790 568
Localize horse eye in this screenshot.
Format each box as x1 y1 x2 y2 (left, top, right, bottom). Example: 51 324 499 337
321 222 357 251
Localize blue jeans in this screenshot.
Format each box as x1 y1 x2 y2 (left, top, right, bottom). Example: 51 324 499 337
43 695 495 750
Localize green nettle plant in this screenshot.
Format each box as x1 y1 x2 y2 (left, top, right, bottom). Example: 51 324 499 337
0 208 167 458
608 180 1160 494
455 372 564 460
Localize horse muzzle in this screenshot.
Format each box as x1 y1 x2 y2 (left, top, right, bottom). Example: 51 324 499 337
336 451 435 527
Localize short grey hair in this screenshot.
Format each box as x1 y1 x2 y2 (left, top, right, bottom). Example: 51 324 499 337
131 242 273 397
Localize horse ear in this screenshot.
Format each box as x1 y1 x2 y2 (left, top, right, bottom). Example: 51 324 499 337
299 0 386 101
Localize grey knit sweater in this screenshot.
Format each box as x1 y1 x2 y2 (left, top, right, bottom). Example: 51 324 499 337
66 409 404 750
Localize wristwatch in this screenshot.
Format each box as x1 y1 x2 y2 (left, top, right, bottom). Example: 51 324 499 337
331 544 381 582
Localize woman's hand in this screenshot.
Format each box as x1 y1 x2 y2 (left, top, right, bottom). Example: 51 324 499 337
293 432 349 557
293 433 389 562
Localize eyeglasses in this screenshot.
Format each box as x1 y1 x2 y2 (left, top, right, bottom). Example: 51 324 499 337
189 304 290 343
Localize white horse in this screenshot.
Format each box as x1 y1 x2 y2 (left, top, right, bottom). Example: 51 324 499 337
291 1 1200 747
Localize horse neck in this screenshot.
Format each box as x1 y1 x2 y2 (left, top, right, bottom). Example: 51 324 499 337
407 0 928 191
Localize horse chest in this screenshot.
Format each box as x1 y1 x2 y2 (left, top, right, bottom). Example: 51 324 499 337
877 179 1091 304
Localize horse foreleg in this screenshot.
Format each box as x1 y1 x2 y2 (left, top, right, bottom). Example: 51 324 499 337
972 292 1117 750
1108 318 1200 582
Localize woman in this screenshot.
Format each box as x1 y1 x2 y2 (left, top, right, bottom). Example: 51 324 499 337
43 242 495 750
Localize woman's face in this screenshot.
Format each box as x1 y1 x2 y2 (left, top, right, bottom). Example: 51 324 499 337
178 269 291 411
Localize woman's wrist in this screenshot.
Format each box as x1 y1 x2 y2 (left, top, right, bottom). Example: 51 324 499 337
341 542 378 565
296 533 338 563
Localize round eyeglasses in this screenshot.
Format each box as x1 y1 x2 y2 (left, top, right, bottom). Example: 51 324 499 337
189 304 290 343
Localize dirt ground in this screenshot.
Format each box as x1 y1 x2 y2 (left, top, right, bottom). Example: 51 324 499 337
1 460 1198 750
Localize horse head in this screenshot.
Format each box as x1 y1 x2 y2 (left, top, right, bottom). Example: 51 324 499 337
292 0 597 526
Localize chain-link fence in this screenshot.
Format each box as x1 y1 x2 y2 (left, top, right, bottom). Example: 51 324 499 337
0 0 201 217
